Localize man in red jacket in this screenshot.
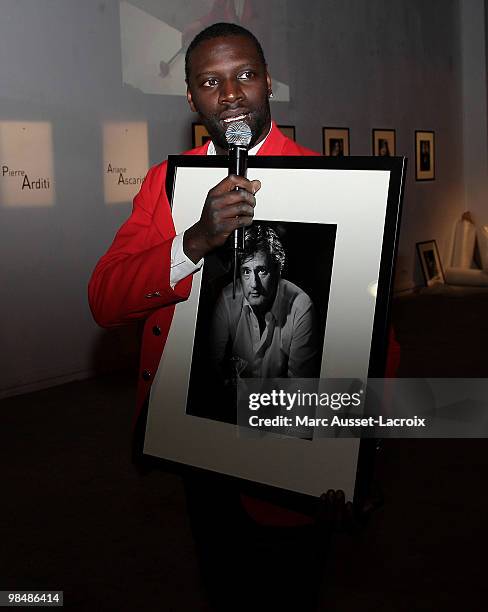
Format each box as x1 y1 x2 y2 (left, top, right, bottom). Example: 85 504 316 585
89 23 330 434
89 22 392 611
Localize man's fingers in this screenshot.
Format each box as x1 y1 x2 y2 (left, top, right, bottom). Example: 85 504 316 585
216 216 253 236
209 190 256 212
216 203 255 220
209 174 260 195
196 176 260 251
251 179 261 194
316 489 352 530
334 489 345 529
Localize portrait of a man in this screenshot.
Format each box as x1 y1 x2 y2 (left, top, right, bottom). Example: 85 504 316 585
329 138 344 157
420 140 431 171
186 220 336 423
210 223 320 383
378 138 391 156
424 249 439 279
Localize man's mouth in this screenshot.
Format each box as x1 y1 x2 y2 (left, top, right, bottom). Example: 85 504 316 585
221 113 249 124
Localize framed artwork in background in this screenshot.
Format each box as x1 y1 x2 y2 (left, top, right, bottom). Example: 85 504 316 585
415 130 435 180
278 125 296 141
192 123 211 148
417 240 445 286
372 129 396 157
323 127 350 156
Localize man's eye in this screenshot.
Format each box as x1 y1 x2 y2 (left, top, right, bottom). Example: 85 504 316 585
238 71 254 80
241 269 251 276
203 78 218 87
258 269 269 277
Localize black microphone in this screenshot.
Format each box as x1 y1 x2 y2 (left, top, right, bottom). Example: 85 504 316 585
225 121 252 298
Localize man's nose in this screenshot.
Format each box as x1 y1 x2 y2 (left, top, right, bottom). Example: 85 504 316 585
251 271 260 289
219 78 244 105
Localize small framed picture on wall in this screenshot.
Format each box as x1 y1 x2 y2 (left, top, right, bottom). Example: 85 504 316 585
372 129 396 157
192 123 211 148
415 130 435 180
416 240 445 286
278 125 296 141
323 127 350 156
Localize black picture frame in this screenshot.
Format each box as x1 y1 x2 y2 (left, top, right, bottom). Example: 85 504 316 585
415 130 435 181
323 127 350 156
372 129 396 157
144 155 406 515
416 239 445 286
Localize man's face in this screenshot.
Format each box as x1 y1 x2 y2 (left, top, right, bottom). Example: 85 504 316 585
186 35 272 152
239 251 279 311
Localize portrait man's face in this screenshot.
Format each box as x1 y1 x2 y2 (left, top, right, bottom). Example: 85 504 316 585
186 35 272 151
240 250 279 311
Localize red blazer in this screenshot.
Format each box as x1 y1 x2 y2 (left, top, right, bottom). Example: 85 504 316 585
88 122 327 422
88 123 400 526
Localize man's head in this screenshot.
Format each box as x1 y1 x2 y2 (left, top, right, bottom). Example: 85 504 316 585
185 23 272 152
239 224 285 311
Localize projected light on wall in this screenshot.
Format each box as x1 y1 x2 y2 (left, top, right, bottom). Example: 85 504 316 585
119 1 290 100
102 121 149 204
0 121 55 208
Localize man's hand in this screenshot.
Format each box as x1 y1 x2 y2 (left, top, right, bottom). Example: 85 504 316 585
315 487 384 535
315 490 354 534
183 175 261 263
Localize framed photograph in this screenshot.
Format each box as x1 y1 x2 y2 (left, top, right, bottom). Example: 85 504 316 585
192 123 211 148
323 127 350 156
145 155 406 511
417 240 445 286
372 129 396 157
415 130 435 180
278 125 296 141
186 219 335 425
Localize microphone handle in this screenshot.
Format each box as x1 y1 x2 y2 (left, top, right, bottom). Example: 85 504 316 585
228 145 248 251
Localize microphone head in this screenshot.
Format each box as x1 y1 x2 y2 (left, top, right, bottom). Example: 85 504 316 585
225 120 252 148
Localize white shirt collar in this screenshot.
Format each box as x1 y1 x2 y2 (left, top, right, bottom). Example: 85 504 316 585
206 123 272 156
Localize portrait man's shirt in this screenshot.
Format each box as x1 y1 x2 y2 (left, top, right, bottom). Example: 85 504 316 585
211 278 319 379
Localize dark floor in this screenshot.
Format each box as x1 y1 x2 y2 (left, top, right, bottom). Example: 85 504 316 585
1 372 488 611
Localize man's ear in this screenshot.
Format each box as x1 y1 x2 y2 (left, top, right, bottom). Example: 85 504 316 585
186 86 197 112
266 71 272 96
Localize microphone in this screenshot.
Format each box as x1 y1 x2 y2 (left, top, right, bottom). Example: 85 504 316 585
225 121 252 298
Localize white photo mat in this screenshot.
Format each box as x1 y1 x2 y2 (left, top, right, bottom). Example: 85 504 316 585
144 162 398 500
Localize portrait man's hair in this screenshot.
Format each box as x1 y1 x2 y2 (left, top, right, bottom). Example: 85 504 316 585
240 223 286 272
185 22 267 82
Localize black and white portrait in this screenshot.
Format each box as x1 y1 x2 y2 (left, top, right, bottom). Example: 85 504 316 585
186 221 336 423
424 248 438 279
378 138 391 157
420 140 431 171
329 138 344 157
